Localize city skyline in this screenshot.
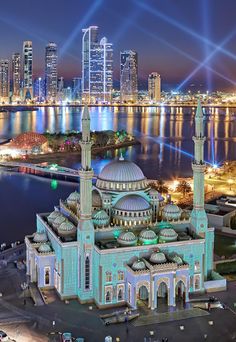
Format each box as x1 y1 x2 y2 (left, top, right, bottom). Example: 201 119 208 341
0 0 236 90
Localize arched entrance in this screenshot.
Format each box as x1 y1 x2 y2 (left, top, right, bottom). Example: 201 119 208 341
157 282 168 308
137 285 149 307
175 280 186 306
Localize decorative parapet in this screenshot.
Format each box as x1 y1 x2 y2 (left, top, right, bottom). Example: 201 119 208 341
60 200 79 223
177 264 189 270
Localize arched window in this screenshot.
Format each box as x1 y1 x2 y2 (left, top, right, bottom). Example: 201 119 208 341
44 267 50 286
105 290 111 303
118 288 123 301
85 256 90 290
194 261 200 272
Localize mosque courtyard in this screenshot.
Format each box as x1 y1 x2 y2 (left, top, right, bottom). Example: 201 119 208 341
0 264 236 342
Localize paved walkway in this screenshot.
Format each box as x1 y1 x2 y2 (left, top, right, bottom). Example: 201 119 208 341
132 308 209 327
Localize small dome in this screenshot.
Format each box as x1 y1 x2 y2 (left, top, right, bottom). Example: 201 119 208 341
57 220 76 235
163 203 182 221
156 221 174 230
92 210 109 227
117 231 137 246
150 252 167 264
67 191 80 202
47 210 61 224
159 228 178 243
149 189 163 201
139 228 158 245
52 215 67 229
132 260 146 271
33 232 48 243
38 243 52 253
114 195 150 212
171 254 183 265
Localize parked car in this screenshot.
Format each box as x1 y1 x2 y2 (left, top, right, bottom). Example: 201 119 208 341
0 331 8 342
61 332 72 342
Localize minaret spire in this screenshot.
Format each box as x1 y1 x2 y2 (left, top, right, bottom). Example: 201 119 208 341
190 99 208 235
79 105 93 220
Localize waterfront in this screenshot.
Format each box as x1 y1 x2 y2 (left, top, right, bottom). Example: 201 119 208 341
0 106 236 243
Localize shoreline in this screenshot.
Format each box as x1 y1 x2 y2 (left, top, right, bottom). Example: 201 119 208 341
1 104 236 111
12 139 140 164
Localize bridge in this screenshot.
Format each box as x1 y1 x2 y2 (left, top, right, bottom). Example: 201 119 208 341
0 161 98 180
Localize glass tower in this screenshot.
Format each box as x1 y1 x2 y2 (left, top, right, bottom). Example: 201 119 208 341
82 26 113 103
148 72 161 102
45 42 58 101
12 53 21 100
23 41 33 100
120 50 138 103
0 59 9 102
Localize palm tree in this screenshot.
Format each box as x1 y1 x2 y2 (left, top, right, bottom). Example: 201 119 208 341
176 180 192 197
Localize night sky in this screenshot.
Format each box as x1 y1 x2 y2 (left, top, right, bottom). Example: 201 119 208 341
0 0 236 90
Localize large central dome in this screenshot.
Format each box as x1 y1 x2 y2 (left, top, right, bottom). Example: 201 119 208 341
98 160 145 183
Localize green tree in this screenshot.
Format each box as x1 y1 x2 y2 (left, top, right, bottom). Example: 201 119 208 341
176 180 192 197
150 180 168 194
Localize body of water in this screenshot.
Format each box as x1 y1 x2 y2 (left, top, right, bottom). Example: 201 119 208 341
0 106 236 242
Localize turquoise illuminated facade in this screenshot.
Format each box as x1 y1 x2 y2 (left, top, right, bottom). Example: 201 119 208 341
25 102 220 310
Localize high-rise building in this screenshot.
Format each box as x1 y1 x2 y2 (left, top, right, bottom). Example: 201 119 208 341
23 41 33 100
12 53 21 100
72 77 82 101
148 72 161 102
0 60 9 103
57 77 64 102
45 42 58 101
82 26 113 103
120 50 138 103
34 77 45 102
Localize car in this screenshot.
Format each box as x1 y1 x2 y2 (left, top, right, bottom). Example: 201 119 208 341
0 331 8 342
61 332 72 342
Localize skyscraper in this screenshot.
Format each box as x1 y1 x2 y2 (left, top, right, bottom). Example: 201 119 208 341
0 60 9 103
120 50 138 103
57 76 64 102
12 53 21 100
148 72 161 102
82 26 113 103
23 41 33 100
72 77 82 101
45 42 58 101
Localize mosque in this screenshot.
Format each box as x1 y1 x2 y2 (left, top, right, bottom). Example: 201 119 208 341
25 102 218 310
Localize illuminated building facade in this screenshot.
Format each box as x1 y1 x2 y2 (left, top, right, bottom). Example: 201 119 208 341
34 77 45 102
57 77 64 102
26 103 223 310
12 53 21 101
148 72 161 102
45 42 58 101
120 50 138 103
82 26 113 103
72 77 82 101
0 59 9 103
23 41 33 100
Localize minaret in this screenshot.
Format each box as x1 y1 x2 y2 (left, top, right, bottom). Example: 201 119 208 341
79 105 93 220
190 99 208 235
77 106 94 302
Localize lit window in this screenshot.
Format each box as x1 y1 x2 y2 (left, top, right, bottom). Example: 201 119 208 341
105 289 112 303
118 288 123 301
106 271 112 282
118 271 124 281
44 267 50 286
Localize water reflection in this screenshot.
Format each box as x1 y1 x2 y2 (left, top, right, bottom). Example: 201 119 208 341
0 106 235 179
